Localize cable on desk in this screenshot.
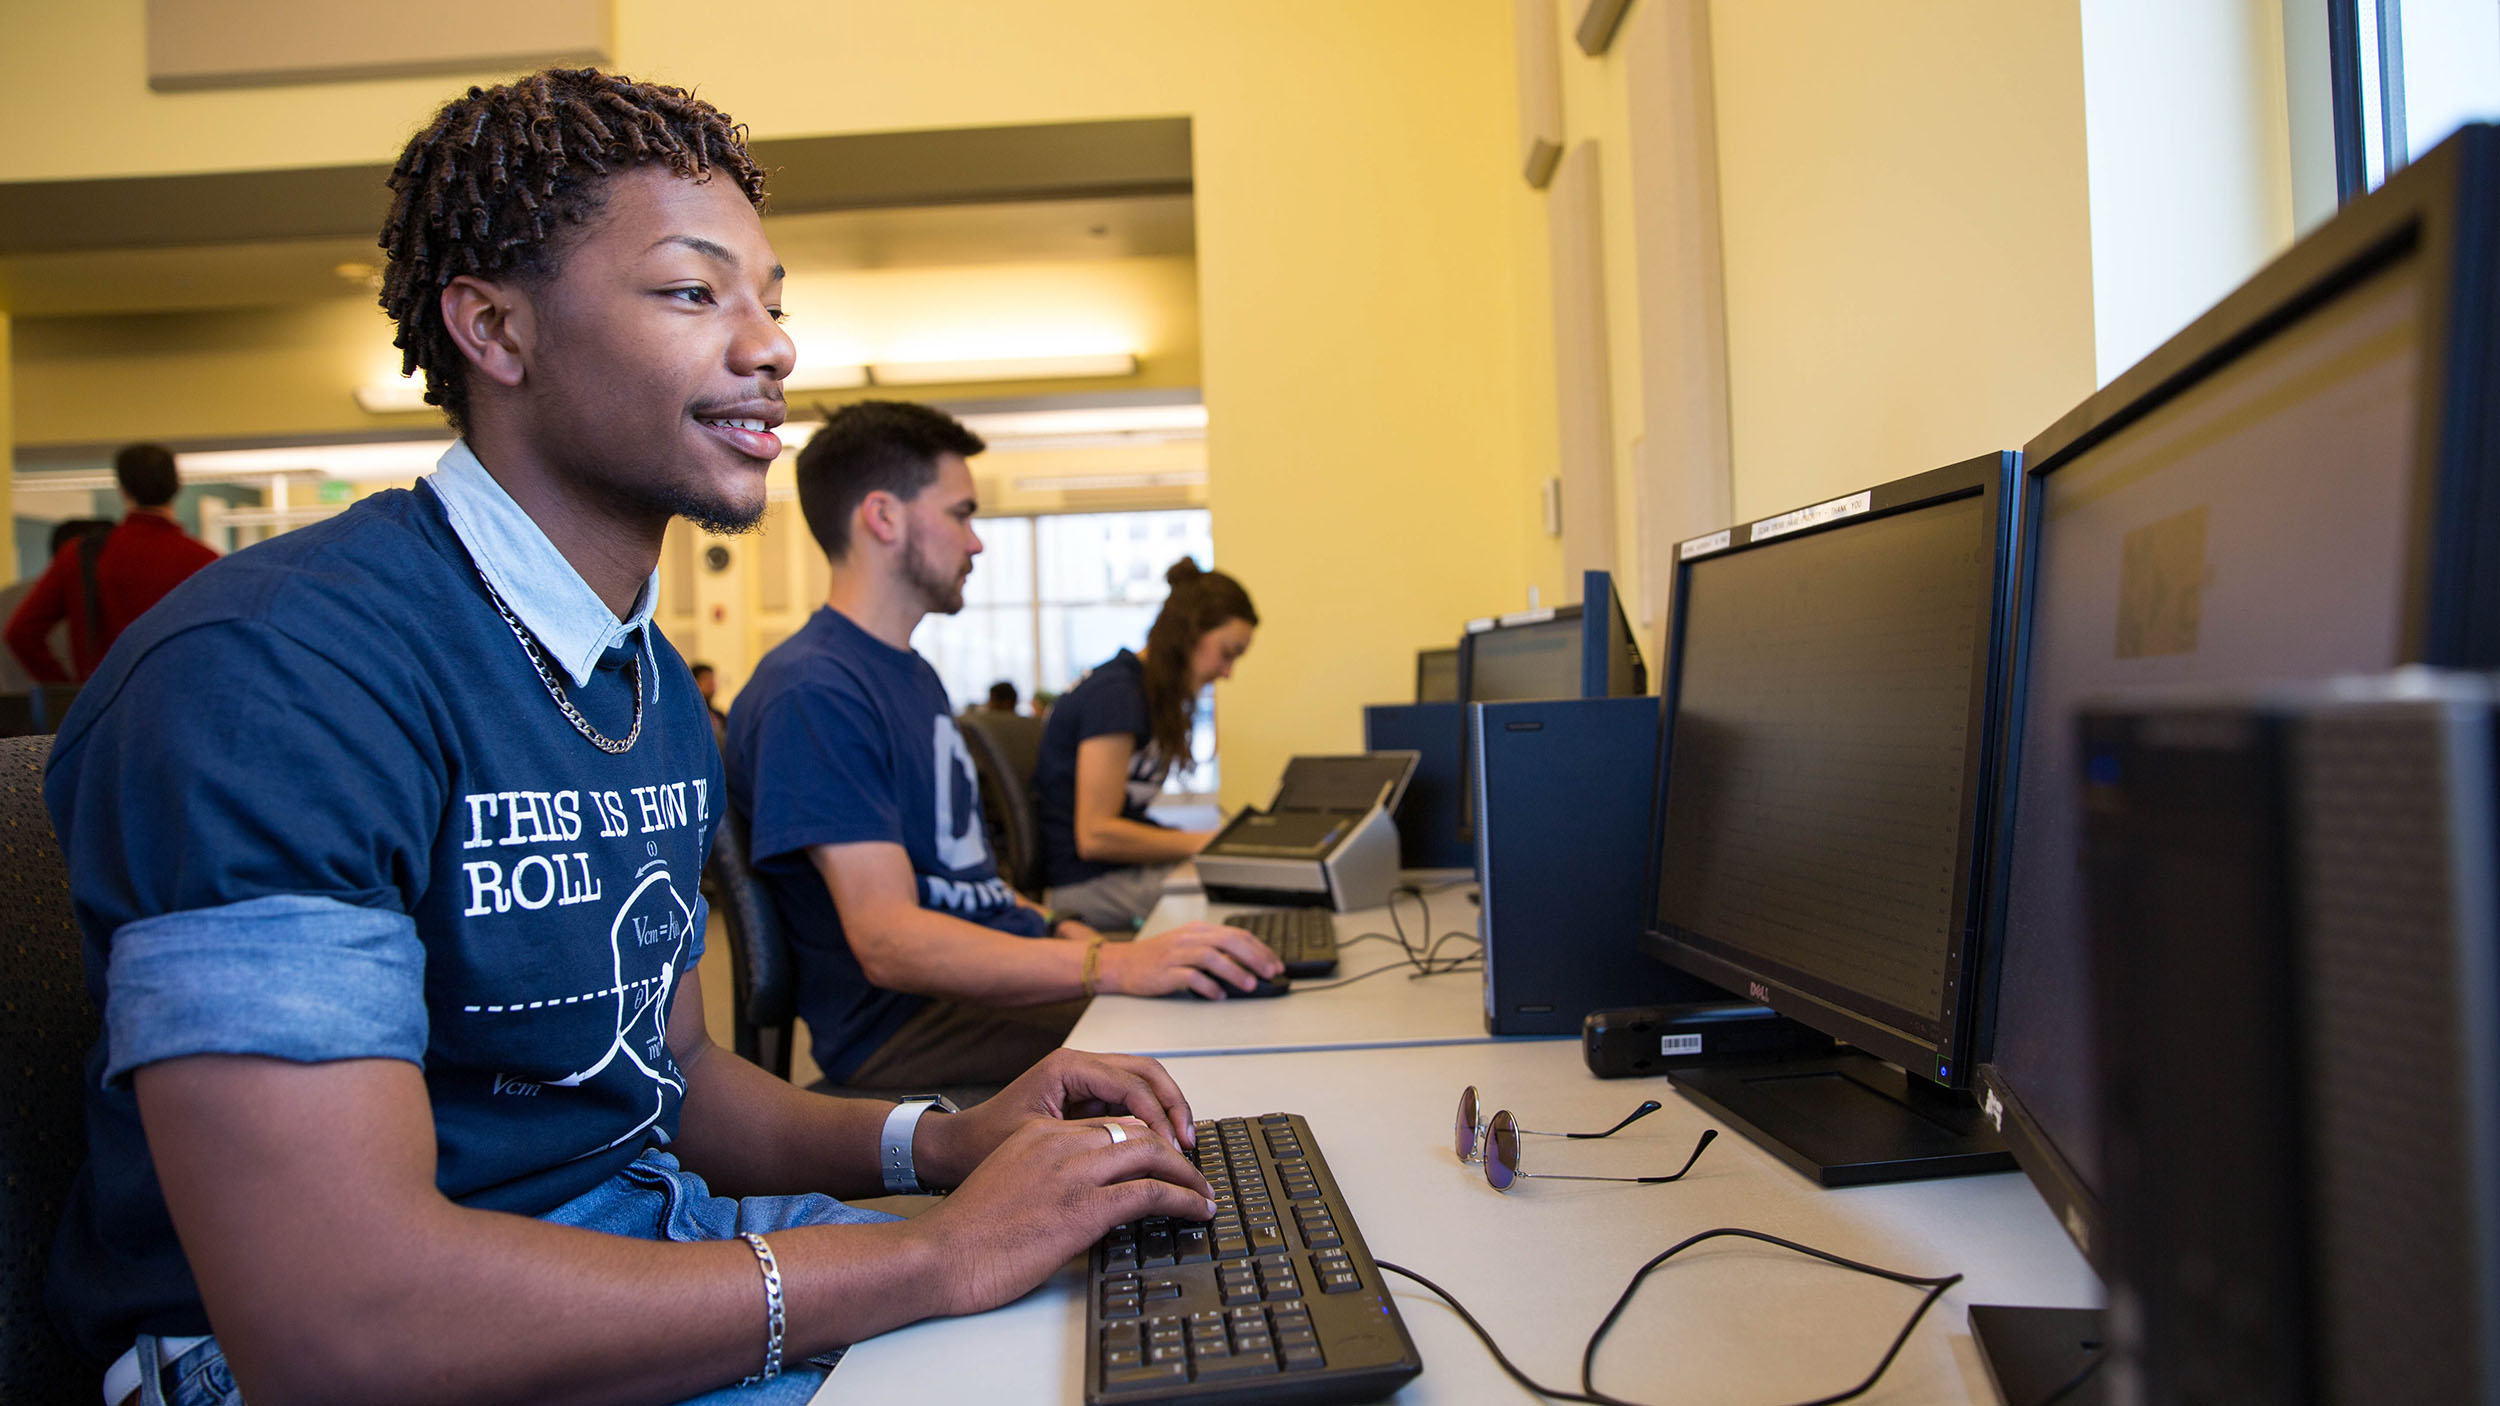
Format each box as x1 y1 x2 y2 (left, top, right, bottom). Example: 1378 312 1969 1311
1375 1228 1963 1406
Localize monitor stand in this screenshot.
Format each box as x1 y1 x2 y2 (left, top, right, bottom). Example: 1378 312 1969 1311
1968 1304 2106 1405
1666 1049 2014 1185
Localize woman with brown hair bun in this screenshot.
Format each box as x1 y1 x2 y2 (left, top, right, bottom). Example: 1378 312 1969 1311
1033 558 1259 928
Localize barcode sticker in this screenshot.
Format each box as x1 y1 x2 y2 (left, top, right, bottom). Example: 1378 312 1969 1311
1661 1033 1704 1056
1750 490 1872 543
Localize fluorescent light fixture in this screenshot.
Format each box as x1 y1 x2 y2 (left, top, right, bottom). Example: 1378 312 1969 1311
1009 469 1207 493
354 376 433 415
869 353 1138 386
959 403 1205 440
178 440 457 481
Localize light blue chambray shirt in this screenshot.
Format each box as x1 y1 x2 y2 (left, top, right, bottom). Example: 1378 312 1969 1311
424 438 662 702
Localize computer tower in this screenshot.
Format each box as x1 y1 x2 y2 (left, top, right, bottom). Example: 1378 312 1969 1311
1472 695 1726 1035
2082 672 2500 1406
1362 702 1469 871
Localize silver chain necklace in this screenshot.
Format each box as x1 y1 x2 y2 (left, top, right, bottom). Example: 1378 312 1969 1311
476 570 642 755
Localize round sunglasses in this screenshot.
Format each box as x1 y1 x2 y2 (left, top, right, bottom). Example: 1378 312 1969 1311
1453 1085 1718 1192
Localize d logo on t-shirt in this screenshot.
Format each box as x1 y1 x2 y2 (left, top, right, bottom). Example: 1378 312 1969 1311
931 714 991 871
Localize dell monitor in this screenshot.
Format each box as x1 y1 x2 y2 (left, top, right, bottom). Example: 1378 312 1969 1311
1966 124 2500 1404
1415 646 1460 704
1640 453 2020 1185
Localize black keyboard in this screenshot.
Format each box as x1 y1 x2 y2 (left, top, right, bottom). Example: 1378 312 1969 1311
1086 1114 1422 1405
1225 910 1339 976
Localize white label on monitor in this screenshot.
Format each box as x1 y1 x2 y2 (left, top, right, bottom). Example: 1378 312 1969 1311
1678 529 1731 560
1496 606 1559 627
1661 1033 1704 1056
1981 1086 2005 1132
1750 490 1871 543
1464 616 1499 634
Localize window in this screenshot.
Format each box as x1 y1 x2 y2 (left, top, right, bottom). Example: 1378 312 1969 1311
914 507 1220 796
2334 0 2500 195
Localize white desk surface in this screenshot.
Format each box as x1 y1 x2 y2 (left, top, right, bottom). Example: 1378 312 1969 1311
1063 885 1509 1060
821 1037 2100 1405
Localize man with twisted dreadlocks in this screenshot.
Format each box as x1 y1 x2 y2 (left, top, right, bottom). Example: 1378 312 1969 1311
43 70 1215 1406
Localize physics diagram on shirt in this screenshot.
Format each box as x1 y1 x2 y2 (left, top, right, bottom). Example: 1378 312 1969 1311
452 779 710 1155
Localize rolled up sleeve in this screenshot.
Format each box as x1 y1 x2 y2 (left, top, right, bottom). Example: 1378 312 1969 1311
104 893 428 1084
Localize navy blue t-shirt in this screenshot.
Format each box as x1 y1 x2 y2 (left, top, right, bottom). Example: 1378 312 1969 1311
1035 649 1177 889
42 484 720 1363
726 606 1044 1081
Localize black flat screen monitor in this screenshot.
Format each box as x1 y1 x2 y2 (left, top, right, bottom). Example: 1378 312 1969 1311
1639 454 2019 1185
1975 123 2500 1277
1415 647 1460 703
1964 126 2500 1403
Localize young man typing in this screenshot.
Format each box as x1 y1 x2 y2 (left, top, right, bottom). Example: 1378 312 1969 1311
45 70 1215 1406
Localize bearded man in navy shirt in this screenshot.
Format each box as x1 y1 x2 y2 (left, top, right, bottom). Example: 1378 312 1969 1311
726 402 1283 1092
42 70 1217 1406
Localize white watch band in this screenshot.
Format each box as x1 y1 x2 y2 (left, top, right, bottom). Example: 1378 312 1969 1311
880 1095 954 1194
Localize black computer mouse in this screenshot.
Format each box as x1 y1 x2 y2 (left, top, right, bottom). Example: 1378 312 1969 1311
1189 973 1291 1000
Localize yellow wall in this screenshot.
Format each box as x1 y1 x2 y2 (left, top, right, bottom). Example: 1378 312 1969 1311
1507 0 2097 645
1708 3 2098 521
0 2 1541 808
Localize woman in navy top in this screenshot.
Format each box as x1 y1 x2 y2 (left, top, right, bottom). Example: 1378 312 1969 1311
1034 559 1259 927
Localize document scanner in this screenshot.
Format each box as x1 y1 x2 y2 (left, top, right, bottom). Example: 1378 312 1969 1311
1196 752 1418 911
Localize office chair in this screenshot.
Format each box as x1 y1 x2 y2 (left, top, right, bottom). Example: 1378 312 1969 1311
705 809 798 1082
0 695 39 740
0 733 98 1400
957 711 1045 897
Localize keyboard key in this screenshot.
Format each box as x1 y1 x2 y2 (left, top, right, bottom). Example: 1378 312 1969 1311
1192 1349 1278 1380
1281 1344 1327 1372
1321 1271 1361 1294
1174 1225 1212 1262
1104 1363 1190 1393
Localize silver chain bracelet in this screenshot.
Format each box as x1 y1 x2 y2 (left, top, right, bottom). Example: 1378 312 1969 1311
738 1232 785 1385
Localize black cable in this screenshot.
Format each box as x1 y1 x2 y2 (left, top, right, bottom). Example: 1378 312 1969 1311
2031 1348 2105 1406
1373 1228 1963 1406
1371 1259 1608 1404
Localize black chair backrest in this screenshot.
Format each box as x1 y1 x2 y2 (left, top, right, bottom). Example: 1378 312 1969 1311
0 734 97 1399
30 688 78 735
958 712 1044 896
0 696 38 741
706 809 796 1080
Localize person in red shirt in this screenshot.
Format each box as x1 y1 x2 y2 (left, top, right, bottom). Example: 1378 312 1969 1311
5 443 220 683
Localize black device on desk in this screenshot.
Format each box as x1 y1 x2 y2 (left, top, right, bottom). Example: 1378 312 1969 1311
2077 674 2500 1404
1219 908 1340 977
1197 754 1417 912
1963 124 2500 1405
1087 1113 1423 1404
1639 452 2020 1186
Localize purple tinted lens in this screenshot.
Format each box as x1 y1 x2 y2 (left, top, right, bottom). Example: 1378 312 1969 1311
1455 1087 1478 1161
1486 1111 1518 1191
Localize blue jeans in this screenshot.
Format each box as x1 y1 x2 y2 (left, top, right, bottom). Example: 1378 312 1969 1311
131 1150 900 1405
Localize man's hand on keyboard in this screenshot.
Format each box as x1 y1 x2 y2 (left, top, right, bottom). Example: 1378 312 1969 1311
1103 920 1281 999
914 1116 1220 1317
917 1049 1198 1186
